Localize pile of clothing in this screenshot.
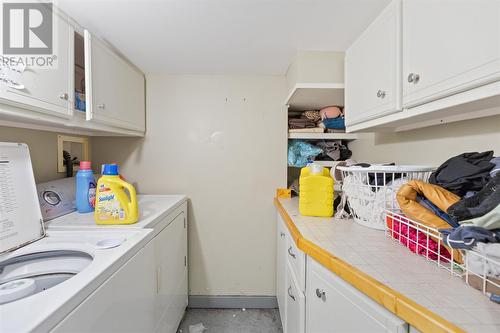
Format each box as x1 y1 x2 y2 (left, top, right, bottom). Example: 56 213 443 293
394 151 500 297
288 106 346 133
287 140 352 167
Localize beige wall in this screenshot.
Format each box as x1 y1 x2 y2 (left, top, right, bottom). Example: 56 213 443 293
91 75 287 296
350 114 500 166
0 126 66 183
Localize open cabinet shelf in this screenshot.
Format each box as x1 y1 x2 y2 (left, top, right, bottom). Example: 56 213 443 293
288 132 358 141
285 83 345 111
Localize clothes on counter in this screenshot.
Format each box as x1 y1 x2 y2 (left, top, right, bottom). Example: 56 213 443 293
440 226 500 250
459 204 500 230
396 180 462 262
396 180 461 229
388 217 451 261
447 174 500 222
429 151 495 196
490 157 500 177
466 242 500 279
418 196 459 228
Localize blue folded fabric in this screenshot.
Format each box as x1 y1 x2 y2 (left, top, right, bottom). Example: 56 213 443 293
439 226 500 250
417 196 460 228
322 117 345 130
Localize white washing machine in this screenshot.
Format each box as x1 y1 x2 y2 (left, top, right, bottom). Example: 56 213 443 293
0 143 154 332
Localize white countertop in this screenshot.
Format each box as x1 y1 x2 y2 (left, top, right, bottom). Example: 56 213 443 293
45 195 187 231
279 197 500 333
0 229 154 332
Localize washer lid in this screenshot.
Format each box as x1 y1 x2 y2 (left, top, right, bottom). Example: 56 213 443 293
0 143 45 253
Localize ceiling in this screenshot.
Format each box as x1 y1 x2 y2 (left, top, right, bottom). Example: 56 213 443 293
58 0 390 75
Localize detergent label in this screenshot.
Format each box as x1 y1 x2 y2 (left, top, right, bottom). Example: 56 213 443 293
96 182 125 220
88 181 96 208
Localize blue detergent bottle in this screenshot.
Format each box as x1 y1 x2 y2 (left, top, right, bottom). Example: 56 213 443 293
76 161 96 213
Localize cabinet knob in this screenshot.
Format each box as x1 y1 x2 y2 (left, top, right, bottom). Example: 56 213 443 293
287 246 296 259
280 232 285 238
59 93 68 100
377 90 386 98
407 73 420 84
315 288 326 299
97 103 106 109
288 286 296 301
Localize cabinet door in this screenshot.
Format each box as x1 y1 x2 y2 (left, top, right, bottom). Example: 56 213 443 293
306 258 407 333
84 30 145 132
53 242 157 332
402 0 500 108
276 214 287 328
345 0 401 126
285 262 305 333
0 13 71 118
154 212 188 333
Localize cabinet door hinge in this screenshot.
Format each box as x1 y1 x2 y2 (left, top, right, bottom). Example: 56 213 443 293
184 255 187 267
184 217 186 228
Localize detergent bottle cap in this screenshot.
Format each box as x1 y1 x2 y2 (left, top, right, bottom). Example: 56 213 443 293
79 161 91 170
102 164 119 175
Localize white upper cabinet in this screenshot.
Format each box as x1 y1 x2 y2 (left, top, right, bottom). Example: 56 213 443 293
0 12 71 119
402 0 500 108
345 0 402 126
84 30 145 133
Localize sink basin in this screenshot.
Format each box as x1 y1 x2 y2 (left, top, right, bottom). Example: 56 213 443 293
0 250 93 304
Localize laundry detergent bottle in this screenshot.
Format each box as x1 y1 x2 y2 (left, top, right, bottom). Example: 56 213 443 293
94 164 138 225
76 161 96 213
299 163 334 217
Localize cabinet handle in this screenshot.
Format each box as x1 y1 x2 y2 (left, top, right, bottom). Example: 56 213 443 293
315 288 326 299
97 103 106 109
407 73 420 84
59 93 68 101
280 232 285 238
288 246 296 259
376 90 386 98
287 286 296 301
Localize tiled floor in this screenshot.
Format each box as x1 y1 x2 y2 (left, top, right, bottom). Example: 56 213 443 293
177 309 282 333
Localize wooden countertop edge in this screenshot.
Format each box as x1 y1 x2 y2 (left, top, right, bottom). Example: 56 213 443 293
274 197 465 333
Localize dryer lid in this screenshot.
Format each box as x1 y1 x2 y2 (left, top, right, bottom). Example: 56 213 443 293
0 143 45 253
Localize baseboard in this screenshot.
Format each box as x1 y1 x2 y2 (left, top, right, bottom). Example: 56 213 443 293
188 295 278 309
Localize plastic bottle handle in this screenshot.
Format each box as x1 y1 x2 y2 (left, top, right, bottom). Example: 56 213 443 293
121 181 137 217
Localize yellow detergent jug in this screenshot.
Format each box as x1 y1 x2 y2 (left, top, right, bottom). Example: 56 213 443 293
299 164 334 217
94 164 138 225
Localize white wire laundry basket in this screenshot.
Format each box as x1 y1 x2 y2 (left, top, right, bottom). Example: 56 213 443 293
385 210 500 297
338 165 434 230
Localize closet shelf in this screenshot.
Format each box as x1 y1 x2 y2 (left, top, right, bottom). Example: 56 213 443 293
285 83 344 111
288 132 358 141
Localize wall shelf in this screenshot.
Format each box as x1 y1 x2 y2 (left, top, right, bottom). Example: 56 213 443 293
288 132 358 141
285 83 345 111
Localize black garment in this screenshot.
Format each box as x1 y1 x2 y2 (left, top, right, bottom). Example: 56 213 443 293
447 174 500 222
429 151 495 196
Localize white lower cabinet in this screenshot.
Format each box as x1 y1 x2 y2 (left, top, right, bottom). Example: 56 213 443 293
286 261 305 333
276 214 288 328
154 212 188 332
53 212 188 333
306 257 408 333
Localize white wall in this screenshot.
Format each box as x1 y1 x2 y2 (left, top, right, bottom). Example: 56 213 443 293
350 114 500 165
92 75 287 296
0 126 66 183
